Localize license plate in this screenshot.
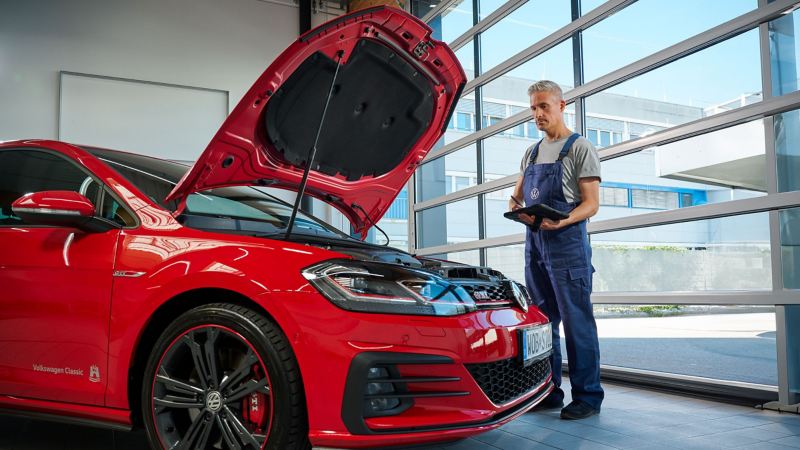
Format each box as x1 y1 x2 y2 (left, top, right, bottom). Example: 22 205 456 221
519 323 552 366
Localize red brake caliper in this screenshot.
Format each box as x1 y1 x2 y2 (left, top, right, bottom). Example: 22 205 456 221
241 364 268 432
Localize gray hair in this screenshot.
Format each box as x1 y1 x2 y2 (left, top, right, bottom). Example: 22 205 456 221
527 80 563 99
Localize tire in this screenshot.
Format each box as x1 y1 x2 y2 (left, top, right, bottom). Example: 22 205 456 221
141 303 310 450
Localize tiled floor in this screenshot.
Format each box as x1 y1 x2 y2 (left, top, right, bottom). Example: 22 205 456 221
0 381 798 449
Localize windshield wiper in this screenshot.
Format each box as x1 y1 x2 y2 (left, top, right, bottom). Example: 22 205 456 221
285 50 344 241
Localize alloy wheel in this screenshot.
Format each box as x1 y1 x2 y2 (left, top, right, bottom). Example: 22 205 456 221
151 325 273 450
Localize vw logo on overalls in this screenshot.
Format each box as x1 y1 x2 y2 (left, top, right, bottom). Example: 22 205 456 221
530 187 540 200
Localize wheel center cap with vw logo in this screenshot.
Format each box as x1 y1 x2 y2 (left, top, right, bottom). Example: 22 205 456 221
206 391 222 412
530 187 540 200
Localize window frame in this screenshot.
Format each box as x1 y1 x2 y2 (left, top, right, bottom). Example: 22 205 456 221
0 147 138 229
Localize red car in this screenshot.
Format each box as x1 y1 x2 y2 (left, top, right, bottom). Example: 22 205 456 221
0 7 553 449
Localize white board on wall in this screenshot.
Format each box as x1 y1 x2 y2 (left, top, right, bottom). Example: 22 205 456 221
59 71 228 161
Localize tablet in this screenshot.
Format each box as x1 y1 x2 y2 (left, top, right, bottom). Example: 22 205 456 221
503 203 569 224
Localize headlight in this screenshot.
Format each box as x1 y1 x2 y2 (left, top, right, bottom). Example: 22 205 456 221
302 259 476 316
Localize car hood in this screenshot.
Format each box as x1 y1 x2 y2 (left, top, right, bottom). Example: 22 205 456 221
166 6 466 238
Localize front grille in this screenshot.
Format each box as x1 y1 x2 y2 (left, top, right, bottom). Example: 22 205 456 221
459 284 513 307
466 357 550 405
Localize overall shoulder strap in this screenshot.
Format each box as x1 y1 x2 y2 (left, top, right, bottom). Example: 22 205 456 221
557 133 581 161
528 139 544 165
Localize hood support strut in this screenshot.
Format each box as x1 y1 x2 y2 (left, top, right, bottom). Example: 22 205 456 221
285 50 344 240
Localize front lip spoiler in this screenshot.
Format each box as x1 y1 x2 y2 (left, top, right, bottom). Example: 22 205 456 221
381 379 553 435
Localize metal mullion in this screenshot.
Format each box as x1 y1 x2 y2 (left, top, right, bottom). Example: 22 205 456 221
474 0 487 266
407 175 417 253
588 191 800 235
776 305 791 403
572 0 585 136
422 0 462 23
765 127 782 296
762 0 796 407
759 2 782 294
592 290 800 306
574 98 585 138
461 0 636 95
449 0 528 51
572 0 584 87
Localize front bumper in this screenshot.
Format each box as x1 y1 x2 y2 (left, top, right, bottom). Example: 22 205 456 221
340 351 552 437
276 291 553 449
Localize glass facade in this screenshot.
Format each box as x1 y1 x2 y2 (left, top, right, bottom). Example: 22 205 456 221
593 213 771 292
401 0 800 397
478 0 571 74
595 120 767 221
595 305 776 385
585 29 762 147
581 0 756 82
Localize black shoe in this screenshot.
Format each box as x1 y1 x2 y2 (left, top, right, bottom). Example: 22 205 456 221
560 400 600 420
532 394 564 411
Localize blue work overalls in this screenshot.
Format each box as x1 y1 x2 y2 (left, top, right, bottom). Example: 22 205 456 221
523 133 604 410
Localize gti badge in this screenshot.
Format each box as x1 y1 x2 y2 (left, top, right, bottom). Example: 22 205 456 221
473 290 491 300
89 365 101 383
530 187 540 200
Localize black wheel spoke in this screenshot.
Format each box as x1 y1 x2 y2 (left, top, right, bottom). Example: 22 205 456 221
215 414 243 450
223 406 262 449
253 433 267 446
184 332 213 390
154 394 204 410
175 413 212 450
224 378 270 404
194 415 214 450
219 350 258 392
204 327 220 388
156 371 204 396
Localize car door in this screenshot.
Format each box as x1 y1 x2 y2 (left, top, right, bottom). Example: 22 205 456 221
0 148 123 406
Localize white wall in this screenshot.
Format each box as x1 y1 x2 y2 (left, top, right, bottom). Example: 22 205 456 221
0 0 299 142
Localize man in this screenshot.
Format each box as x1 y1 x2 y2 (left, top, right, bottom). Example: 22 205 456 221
509 80 603 420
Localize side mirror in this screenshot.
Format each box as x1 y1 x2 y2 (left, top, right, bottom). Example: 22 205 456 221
11 190 120 232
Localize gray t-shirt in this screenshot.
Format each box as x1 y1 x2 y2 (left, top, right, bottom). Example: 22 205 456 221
519 135 601 203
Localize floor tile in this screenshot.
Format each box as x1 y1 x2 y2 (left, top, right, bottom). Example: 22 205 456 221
1 380 798 450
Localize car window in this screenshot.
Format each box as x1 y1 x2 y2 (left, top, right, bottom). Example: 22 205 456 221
187 193 285 224
0 149 135 227
89 149 183 210
0 150 95 225
89 148 356 240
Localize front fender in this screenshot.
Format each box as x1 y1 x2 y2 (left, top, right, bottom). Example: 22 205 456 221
104 228 346 409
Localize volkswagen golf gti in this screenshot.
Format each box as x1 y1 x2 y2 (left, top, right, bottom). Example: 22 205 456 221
0 6 554 449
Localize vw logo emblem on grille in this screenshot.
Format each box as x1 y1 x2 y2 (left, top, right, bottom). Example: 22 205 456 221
509 282 529 312
530 187 540 200
206 391 222 412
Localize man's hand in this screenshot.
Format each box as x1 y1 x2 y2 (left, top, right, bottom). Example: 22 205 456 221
516 213 537 226
509 195 539 226
539 217 568 231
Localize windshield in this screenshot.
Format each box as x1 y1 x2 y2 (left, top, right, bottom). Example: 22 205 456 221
84 147 356 241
